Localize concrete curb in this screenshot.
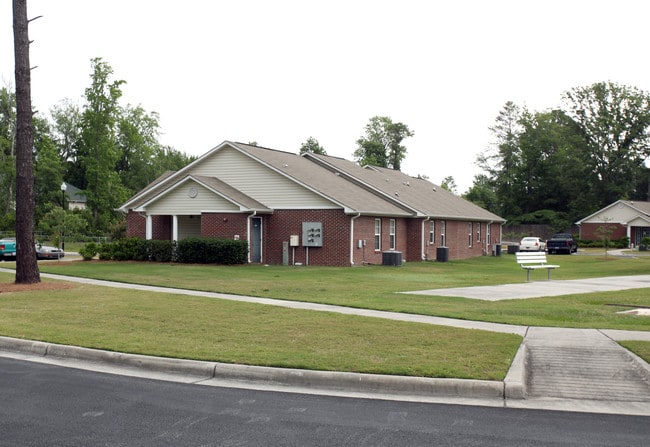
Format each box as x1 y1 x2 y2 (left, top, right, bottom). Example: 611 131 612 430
504 342 528 399
0 336 507 400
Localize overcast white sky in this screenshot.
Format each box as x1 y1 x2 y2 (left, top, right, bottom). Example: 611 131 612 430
3 0 650 193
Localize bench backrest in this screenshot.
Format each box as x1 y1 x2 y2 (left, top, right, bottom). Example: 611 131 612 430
515 251 548 265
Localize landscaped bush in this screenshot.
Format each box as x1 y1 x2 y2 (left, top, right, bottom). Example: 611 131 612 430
578 237 629 249
78 242 99 260
93 237 247 264
176 237 248 264
148 239 176 262
97 237 147 261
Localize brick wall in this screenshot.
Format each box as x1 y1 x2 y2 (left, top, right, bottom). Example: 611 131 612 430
126 210 145 238
201 213 250 240
579 222 627 241
125 209 500 265
264 209 351 266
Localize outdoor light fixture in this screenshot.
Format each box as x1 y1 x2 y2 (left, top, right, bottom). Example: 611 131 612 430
60 182 67 252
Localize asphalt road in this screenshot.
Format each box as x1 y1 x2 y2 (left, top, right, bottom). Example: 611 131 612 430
1 357 648 447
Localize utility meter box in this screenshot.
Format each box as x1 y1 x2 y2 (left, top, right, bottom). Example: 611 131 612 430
302 222 323 247
289 235 300 246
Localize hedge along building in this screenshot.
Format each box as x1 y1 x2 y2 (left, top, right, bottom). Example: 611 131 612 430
118 141 506 266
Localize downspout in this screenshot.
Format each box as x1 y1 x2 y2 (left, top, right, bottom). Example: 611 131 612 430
485 220 493 255
247 211 257 264
350 213 361 266
421 216 431 260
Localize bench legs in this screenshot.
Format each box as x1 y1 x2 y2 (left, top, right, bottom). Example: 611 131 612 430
524 268 553 282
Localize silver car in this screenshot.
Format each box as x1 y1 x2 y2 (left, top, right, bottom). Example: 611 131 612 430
519 237 546 252
35 243 65 260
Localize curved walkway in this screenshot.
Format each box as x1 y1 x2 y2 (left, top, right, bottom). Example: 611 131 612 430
0 268 648 415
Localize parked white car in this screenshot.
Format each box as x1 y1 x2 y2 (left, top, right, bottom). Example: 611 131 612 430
35 243 65 259
519 237 546 252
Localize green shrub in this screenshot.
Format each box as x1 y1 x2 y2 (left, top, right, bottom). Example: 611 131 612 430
148 239 176 262
176 237 248 264
78 242 99 260
578 237 629 249
95 237 246 264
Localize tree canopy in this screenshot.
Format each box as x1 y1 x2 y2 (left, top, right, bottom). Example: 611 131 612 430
0 57 196 239
299 136 326 155
470 81 650 230
354 116 413 170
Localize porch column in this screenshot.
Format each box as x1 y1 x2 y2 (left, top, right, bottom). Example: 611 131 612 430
145 215 152 240
172 215 179 241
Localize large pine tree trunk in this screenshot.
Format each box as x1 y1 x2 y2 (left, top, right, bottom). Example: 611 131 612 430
13 0 40 284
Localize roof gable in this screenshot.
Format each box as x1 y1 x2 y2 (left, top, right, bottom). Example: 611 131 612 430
577 200 650 224
118 140 506 222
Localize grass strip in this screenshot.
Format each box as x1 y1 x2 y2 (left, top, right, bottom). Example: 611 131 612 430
30 254 650 330
0 276 521 380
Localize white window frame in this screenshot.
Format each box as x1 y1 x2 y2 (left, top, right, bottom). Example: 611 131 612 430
468 222 473 247
440 220 446 247
374 218 381 251
429 220 435 244
389 219 396 250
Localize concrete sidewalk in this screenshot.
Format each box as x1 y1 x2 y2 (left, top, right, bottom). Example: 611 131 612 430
0 268 649 415
402 275 650 301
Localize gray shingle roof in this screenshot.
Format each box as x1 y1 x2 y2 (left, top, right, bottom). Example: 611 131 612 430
119 140 505 222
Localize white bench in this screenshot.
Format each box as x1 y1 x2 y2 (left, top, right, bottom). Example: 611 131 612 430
515 251 560 282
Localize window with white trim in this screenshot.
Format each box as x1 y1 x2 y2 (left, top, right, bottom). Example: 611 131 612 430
389 219 396 250
374 218 381 251
429 220 435 244
476 222 481 244
468 222 473 247
440 220 446 247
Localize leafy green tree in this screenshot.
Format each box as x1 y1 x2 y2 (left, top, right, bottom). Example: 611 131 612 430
116 104 162 193
299 136 326 155
50 99 83 187
463 174 498 213
563 81 650 207
516 109 592 222
440 176 457 194
79 58 129 230
0 87 16 226
33 115 65 223
477 101 524 218
149 145 197 177
37 208 88 248
354 116 413 170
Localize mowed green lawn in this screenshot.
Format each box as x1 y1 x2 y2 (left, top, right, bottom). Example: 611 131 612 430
1 251 648 379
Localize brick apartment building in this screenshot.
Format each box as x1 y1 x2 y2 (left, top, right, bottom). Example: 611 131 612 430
577 200 650 247
118 141 505 266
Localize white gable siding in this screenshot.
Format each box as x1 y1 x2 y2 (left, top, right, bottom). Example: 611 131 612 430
147 181 239 215
582 203 641 224
188 146 337 209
